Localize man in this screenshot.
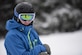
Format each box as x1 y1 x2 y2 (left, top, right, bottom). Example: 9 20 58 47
4 2 51 55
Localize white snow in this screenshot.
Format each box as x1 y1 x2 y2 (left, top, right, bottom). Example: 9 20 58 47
0 39 6 55
0 30 82 55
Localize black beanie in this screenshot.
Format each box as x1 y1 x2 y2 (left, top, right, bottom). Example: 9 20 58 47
13 2 34 25
14 2 35 18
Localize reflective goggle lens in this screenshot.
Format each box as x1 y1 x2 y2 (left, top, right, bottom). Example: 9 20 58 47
19 13 35 21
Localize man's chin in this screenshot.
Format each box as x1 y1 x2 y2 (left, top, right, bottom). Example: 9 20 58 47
23 22 32 26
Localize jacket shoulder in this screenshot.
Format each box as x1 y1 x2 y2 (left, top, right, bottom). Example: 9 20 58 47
5 29 18 39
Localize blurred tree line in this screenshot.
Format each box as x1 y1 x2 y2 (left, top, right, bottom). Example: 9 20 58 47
0 0 82 38
0 0 16 38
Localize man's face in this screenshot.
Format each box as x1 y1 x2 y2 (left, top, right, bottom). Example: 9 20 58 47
18 13 35 25
20 19 32 25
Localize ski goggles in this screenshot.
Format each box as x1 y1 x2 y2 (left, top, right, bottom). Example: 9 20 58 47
18 13 35 21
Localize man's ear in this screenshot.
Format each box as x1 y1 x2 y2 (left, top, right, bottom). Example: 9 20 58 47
17 18 20 22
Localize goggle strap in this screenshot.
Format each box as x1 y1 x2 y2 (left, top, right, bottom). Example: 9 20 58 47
14 8 19 17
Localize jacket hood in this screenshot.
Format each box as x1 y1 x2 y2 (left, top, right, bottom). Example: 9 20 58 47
6 18 20 31
6 18 33 31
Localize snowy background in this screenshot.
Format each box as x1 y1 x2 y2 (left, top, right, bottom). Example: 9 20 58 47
0 30 82 55
0 0 82 55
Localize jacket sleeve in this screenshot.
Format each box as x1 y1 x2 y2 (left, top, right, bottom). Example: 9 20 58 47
32 29 47 52
4 33 44 55
32 29 42 45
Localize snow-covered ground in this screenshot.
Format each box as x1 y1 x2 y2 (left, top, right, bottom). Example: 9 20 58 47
0 30 82 55
0 39 6 55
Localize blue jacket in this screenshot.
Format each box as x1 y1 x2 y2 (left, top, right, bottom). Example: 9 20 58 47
4 18 46 55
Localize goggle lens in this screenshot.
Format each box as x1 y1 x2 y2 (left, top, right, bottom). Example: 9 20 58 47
19 13 35 21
